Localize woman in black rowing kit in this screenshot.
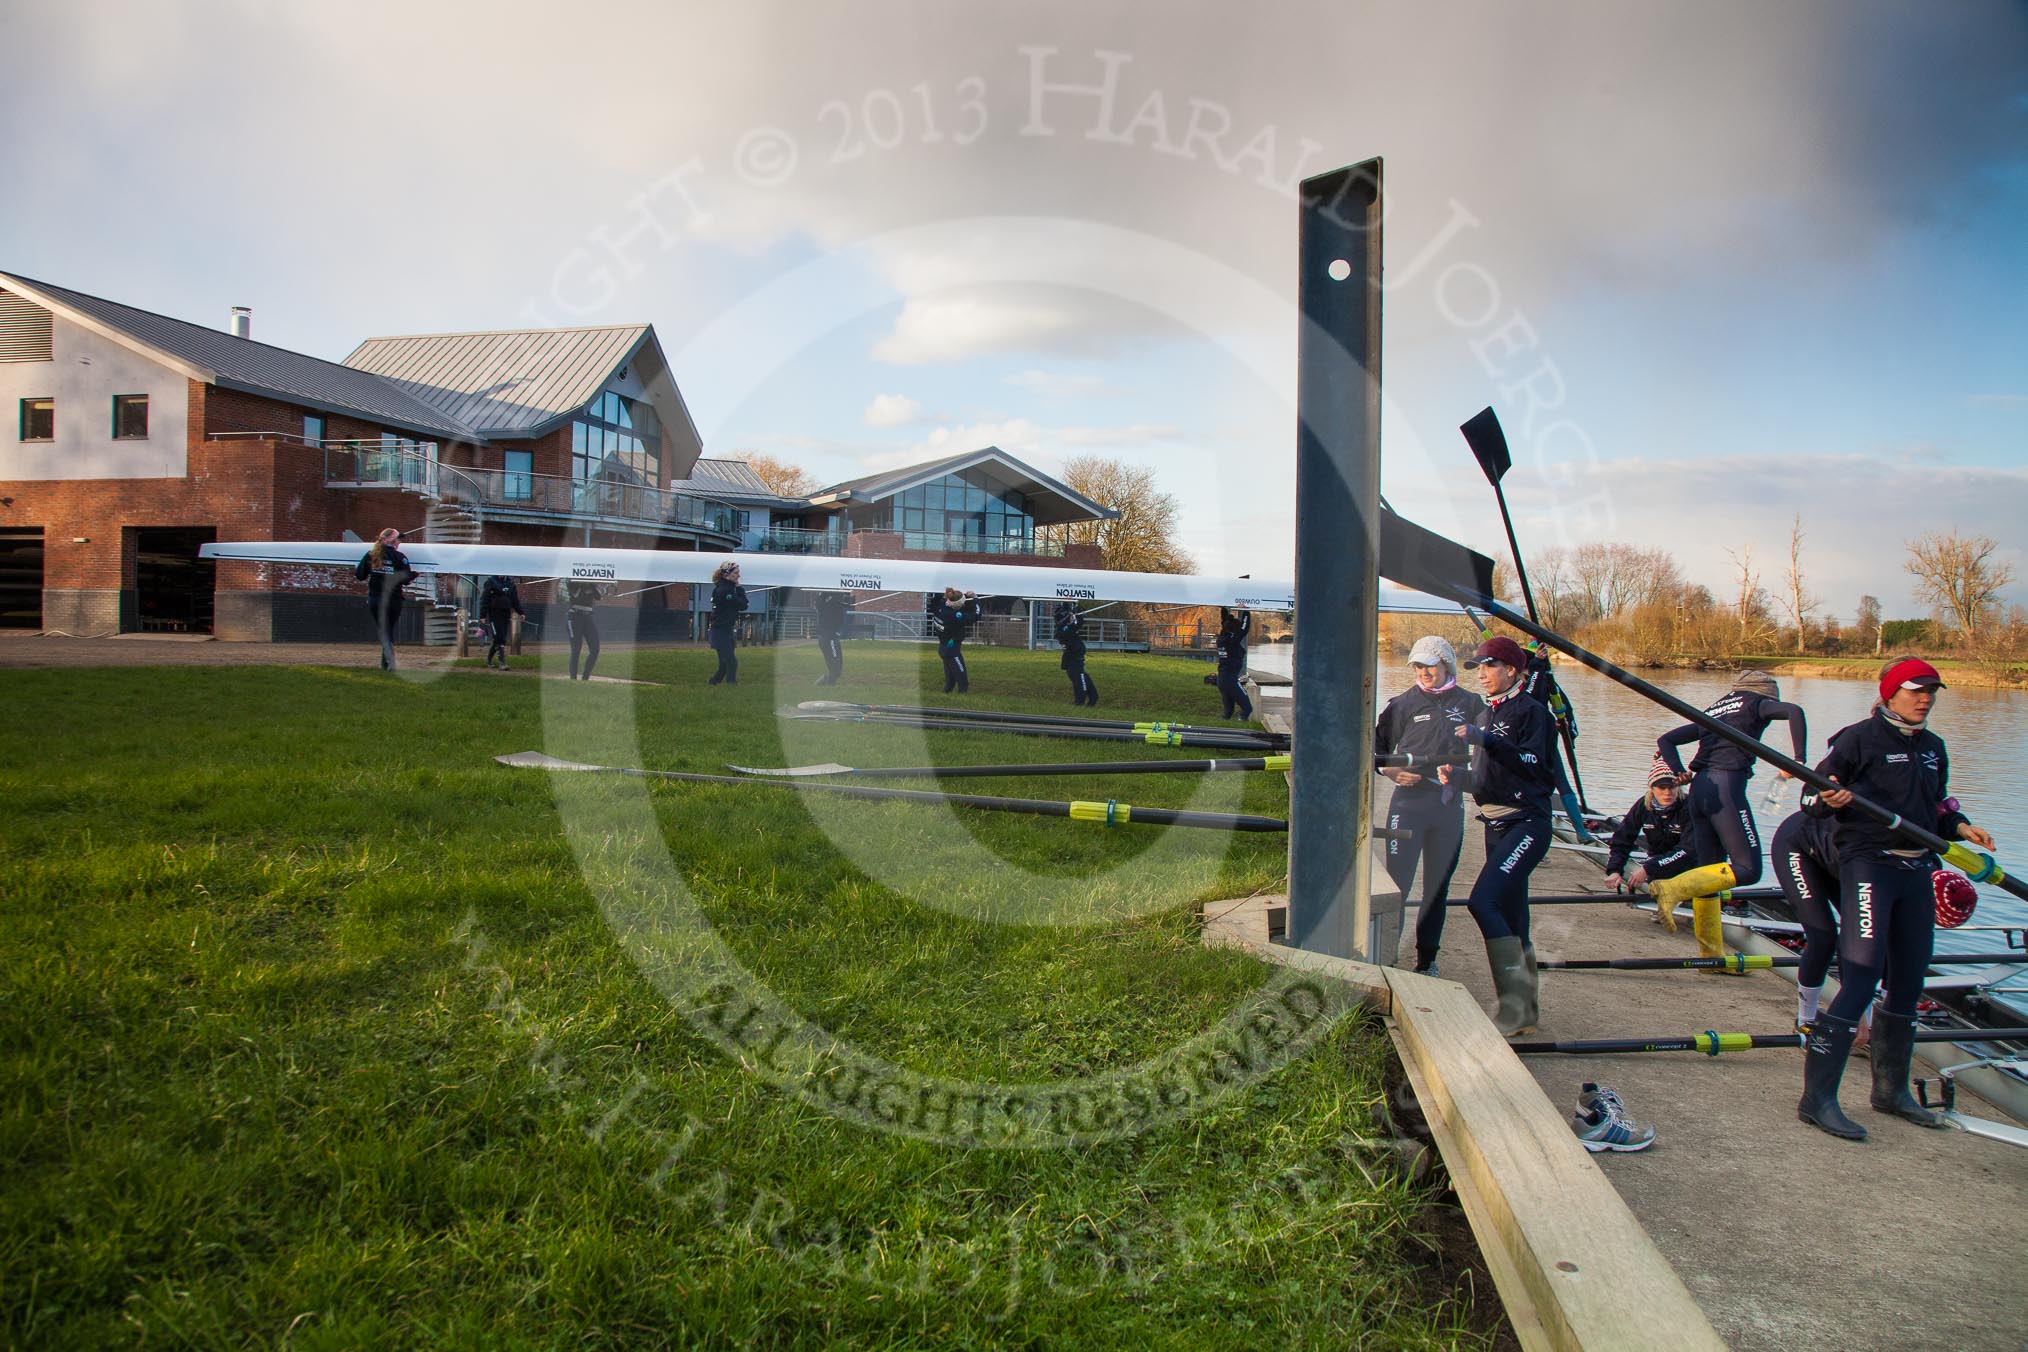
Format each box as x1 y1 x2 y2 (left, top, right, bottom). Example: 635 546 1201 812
1437 636 1556 1036
1650 671 1809 967
1373 635 1483 978
1794 657 1997 1141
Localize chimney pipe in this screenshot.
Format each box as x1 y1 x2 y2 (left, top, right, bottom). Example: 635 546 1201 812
230 306 251 339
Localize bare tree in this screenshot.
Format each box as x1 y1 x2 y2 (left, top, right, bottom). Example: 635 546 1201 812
1855 595 1882 656
1905 531 2015 640
1779 514 1821 655
1726 544 1776 651
1039 455 1195 574
732 451 816 497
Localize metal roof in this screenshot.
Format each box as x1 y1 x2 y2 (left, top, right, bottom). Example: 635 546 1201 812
343 326 650 438
675 457 810 508
810 447 1117 525
0 271 480 441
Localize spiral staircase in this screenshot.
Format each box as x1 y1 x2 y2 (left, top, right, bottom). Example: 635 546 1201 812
416 500 484 646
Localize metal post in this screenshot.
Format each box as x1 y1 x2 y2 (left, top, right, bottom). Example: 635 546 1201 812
1289 160 1383 959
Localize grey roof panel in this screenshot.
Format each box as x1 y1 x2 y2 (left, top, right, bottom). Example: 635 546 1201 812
810 447 1117 523
344 325 649 437
0 271 481 440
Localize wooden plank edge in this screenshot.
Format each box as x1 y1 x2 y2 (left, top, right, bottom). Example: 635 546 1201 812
1384 966 1724 1351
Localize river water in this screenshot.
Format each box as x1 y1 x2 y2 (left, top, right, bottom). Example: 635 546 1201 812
1249 647 2028 967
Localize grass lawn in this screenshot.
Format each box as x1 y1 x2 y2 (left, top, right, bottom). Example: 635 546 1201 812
1 641 1501 1348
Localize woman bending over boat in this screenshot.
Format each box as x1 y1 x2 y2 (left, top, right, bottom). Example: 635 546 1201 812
1793 657 1997 1141
1437 636 1557 1036
1650 671 1809 967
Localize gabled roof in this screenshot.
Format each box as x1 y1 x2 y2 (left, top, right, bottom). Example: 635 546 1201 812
674 457 810 509
343 325 656 439
809 446 1117 526
0 271 480 441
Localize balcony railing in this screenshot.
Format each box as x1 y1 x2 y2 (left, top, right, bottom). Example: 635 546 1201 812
445 464 743 536
853 529 1064 558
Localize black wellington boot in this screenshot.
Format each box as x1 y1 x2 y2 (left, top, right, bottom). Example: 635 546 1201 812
1798 1012 1868 1141
1870 1010 1947 1128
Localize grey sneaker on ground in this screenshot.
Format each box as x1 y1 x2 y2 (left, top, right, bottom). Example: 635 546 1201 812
1573 1105 1655 1153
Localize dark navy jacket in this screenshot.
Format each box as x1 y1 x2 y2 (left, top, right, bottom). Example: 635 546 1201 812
1801 711 1969 864
814 592 849 638
1459 688 1556 817
1055 610 1087 669
1658 689 1807 778
1215 610 1251 675
708 580 748 634
1604 793 1693 876
1374 683 1485 795
931 597 981 649
355 546 416 615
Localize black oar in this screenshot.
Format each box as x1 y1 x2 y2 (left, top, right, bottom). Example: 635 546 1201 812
1511 1027 2028 1057
1539 951 2028 973
496 752 1289 831
796 700 1281 741
728 753 1291 779
1460 407 1594 819
780 707 1283 751
1381 506 2028 907
1441 890 1783 908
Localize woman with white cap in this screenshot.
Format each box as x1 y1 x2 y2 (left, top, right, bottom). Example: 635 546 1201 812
1793 656 1997 1141
1373 635 1485 976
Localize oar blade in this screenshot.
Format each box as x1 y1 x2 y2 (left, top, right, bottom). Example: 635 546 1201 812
495 751 610 771
1460 406 1512 485
728 762 854 778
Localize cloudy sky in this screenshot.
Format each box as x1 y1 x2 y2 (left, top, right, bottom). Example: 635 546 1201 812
4 0 2023 617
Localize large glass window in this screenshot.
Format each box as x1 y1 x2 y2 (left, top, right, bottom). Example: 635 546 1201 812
572 389 660 485
504 450 533 501
885 470 1034 548
304 414 326 443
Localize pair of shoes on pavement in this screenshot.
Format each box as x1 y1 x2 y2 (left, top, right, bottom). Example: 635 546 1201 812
1573 1081 1655 1153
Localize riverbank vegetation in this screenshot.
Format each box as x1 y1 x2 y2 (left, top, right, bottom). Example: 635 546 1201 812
1 647 1500 1348
1385 528 2025 687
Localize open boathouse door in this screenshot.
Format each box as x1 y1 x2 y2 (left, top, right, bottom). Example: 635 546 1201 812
134 527 216 634
0 527 43 629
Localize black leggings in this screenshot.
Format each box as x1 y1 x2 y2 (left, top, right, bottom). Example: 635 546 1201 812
818 634 842 682
1464 812 1550 946
1064 663 1095 705
710 628 738 684
484 615 509 665
567 609 600 680
1216 669 1251 719
1384 786 1466 965
1687 768 1764 887
1826 854 1936 1022
940 641 968 694
1771 813 1840 988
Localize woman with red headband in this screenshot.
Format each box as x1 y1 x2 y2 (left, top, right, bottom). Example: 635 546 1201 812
1793 656 1997 1141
